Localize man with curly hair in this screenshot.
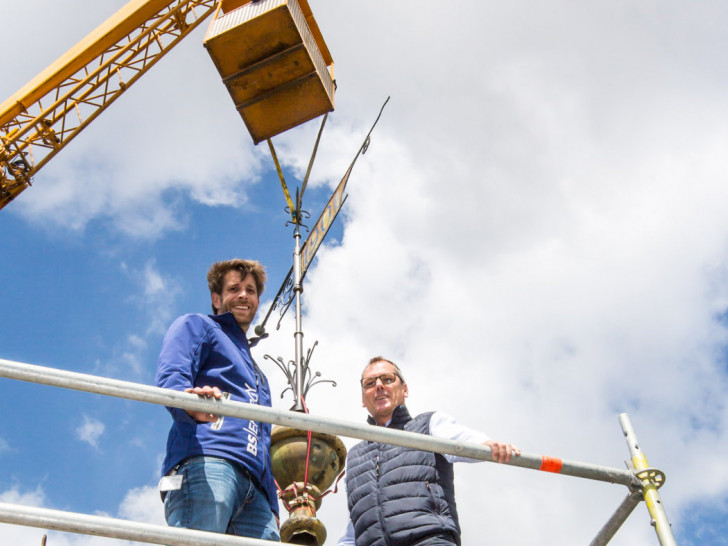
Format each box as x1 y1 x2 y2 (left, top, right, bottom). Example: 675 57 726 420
156 259 279 541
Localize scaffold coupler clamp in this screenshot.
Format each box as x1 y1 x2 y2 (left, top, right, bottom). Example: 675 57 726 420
626 459 666 496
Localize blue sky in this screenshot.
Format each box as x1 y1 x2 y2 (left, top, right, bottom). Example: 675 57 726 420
3 1 728 544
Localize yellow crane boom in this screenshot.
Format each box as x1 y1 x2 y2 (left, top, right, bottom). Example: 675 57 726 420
0 0 218 211
0 0 335 213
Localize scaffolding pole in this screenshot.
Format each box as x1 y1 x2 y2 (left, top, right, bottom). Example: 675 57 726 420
620 413 677 546
5 358 680 545
0 502 274 546
590 489 643 546
0 358 640 489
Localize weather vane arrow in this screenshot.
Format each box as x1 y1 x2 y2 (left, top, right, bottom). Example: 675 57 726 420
251 96 390 344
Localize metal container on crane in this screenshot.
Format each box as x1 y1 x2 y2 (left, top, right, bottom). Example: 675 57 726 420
203 0 335 144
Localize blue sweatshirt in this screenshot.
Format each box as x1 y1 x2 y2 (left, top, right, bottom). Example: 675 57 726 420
155 312 278 516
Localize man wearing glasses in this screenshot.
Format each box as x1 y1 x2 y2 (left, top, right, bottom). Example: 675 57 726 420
338 356 519 546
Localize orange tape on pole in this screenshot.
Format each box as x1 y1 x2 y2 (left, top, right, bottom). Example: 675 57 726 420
539 456 563 473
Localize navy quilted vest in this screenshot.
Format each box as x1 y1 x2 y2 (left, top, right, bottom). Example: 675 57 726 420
345 406 460 546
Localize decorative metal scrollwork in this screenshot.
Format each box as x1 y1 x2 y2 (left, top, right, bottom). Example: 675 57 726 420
264 341 336 403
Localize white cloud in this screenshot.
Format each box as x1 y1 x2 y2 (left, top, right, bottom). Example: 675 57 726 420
2 1 265 240
75 416 105 449
126 335 147 352
5 0 728 543
142 265 166 300
254 3 728 538
0 485 164 546
117 486 165 527
134 260 183 336
92 260 185 379
0 486 46 506
0 487 49 546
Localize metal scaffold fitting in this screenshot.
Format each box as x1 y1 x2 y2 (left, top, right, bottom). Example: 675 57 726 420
619 413 676 546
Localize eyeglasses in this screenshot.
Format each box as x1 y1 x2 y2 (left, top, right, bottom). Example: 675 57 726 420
361 373 400 390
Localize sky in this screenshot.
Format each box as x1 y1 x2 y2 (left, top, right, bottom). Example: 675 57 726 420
1 0 728 544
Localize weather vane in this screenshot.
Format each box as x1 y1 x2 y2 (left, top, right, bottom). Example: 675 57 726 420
251 96 390 411
247 97 388 545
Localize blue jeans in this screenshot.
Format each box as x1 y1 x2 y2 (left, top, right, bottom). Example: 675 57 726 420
164 456 280 540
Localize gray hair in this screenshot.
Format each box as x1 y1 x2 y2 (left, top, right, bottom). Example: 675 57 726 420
363 356 405 383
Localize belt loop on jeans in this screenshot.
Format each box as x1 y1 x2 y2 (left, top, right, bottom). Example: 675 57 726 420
168 457 192 476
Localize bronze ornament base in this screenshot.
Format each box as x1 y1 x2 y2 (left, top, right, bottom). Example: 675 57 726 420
271 426 347 545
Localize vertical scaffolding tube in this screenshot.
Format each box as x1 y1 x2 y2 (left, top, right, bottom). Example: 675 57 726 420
620 413 677 546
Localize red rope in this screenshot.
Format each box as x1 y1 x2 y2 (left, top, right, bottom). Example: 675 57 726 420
276 396 345 509
318 469 346 499
274 478 292 511
302 396 312 489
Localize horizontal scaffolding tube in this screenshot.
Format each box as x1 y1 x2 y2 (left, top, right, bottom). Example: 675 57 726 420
0 502 273 545
0 358 640 488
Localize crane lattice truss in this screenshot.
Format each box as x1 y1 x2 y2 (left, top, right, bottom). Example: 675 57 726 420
0 0 216 210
